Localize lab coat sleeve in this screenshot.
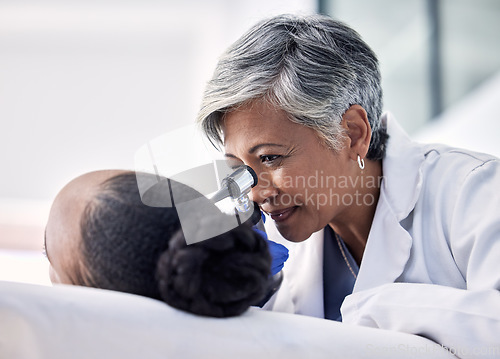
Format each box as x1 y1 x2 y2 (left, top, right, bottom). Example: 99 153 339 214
341 283 500 358
342 159 500 359
450 159 500 291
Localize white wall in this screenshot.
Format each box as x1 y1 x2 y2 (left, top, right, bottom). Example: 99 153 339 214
0 0 316 251
413 71 500 158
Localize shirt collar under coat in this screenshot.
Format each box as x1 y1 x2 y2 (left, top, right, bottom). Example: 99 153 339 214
353 112 426 292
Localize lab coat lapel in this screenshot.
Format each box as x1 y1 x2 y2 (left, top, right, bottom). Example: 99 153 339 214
282 230 325 318
353 197 414 292
264 221 324 318
263 221 325 318
354 113 425 292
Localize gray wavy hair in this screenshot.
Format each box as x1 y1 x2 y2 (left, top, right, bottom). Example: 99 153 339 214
197 14 387 160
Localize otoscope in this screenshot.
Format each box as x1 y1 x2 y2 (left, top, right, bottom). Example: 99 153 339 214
210 164 284 304
210 165 259 220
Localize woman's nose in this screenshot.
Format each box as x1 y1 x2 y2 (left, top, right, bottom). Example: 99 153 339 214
250 172 278 205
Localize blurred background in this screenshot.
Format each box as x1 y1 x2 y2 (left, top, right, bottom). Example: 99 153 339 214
1 0 499 285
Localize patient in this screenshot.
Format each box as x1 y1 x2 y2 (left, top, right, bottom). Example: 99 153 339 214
44 170 272 317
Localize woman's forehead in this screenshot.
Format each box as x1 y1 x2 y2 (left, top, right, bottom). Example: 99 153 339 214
223 102 298 143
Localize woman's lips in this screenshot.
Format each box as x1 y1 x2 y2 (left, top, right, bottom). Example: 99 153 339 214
268 207 297 223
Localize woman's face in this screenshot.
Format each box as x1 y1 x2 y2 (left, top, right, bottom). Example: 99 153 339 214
223 100 359 242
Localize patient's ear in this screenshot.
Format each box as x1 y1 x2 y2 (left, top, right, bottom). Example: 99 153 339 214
342 105 371 161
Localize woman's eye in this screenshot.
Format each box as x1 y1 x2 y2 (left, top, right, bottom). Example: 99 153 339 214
260 155 281 164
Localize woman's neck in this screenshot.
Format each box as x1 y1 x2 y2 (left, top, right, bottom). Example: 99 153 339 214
328 158 382 265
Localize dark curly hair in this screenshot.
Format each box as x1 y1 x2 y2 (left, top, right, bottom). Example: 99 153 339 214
79 171 271 317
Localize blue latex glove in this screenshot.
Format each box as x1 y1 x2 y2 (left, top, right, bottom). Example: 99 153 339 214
253 213 289 276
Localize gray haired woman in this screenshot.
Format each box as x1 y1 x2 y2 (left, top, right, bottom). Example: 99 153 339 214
197 14 500 354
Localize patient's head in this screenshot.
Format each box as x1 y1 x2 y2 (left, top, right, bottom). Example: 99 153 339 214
45 170 271 317
45 170 124 285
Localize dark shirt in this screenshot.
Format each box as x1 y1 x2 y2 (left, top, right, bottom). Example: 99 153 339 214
323 226 359 321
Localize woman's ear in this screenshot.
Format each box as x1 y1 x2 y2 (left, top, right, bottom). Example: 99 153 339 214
342 105 371 161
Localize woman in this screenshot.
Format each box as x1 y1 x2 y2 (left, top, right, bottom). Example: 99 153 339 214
197 14 500 354
44 170 274 317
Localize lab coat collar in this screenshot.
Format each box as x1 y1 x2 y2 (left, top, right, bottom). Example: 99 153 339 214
262 221 326 318
380 112 425 221
353 113 426 292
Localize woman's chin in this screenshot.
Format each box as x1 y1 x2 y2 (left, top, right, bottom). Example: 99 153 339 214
275 225 312 243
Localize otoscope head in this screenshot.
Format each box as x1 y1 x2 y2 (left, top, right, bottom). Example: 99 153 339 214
225 166 257 196
210 165 258 211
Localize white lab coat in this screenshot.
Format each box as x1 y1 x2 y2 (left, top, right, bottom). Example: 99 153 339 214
263 113 500 358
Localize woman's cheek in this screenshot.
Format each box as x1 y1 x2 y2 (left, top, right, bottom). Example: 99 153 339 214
258 170 274 189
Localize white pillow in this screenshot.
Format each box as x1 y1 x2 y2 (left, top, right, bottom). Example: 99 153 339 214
0 281 454 359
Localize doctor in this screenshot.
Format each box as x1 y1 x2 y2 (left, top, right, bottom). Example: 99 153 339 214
197 14 500 357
